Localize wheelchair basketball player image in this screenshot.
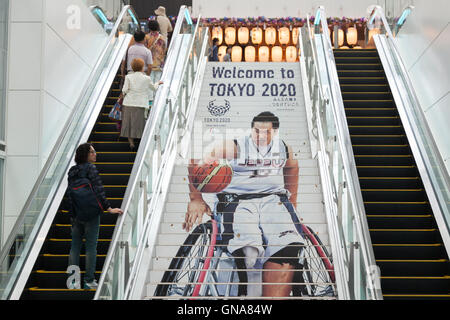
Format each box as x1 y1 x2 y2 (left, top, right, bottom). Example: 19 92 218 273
183 111 305 297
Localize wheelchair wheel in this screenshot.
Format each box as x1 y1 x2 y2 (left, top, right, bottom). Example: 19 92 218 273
293 225 336 297
155 221 214 297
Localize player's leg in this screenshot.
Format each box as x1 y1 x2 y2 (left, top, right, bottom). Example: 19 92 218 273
259 195 305 297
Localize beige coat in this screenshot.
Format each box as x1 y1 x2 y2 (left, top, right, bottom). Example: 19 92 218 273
122 72 159 109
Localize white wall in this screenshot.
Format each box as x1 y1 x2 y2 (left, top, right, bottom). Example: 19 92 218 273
3 0 109 245
394 0 450 173
192 0 385 19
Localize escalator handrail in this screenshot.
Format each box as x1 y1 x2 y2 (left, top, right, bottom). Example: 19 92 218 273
0 5 139 299
94 5 197 300
368 5 450 254
309 6 382 299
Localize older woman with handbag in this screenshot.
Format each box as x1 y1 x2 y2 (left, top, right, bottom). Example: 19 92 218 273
120 58 163 150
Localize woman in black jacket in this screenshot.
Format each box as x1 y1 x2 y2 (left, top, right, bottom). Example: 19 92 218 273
67 143 123 289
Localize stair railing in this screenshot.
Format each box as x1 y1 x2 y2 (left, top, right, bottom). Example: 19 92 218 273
367 5 450 258
0 5 139 300
300 6 383 299
94 7 210 300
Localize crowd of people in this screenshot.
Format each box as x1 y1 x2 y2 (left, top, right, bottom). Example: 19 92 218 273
66 7 172 290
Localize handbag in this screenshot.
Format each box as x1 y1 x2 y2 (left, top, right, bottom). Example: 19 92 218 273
109 97 122 121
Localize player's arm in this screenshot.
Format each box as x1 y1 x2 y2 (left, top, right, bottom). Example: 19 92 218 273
183 159 212 232
283 145 299 209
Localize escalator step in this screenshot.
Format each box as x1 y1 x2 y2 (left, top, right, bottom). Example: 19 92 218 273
354 155 413 166
345 108 398 117
347 116 400 126
342 92 392 100
364 201 431 214
367 215 435 229
34 254 106 271
349 126 404 135
381 277 450 294
370 229 441 244
376 259 449 276
94 162 133 173
361 189 426 202
352 144 410 155
99 173 130 185
340 84 389 92
335 57 381 64
334 49 378 57
21 288 96 300
28 271 103 289
338 77 387 84
358 177 422 189
383 294 450 300
49 224 115 239
44 239 111 255
91 141 134 152
373 243 445 259
336 63 383 70
356 165 418 177
54 211 118 225
344 100 394 108
96 152 136 162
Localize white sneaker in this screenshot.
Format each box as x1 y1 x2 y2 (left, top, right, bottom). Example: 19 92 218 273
83 280 98 290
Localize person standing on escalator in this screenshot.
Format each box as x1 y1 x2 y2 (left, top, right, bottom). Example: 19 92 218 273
66 143 123 290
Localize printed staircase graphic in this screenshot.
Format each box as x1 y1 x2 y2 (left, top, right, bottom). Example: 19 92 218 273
20 73 135 300
145 63 336 299
334 48 450 300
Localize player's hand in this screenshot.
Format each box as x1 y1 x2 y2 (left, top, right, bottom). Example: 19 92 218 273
183 199 212 232
202 154 219 165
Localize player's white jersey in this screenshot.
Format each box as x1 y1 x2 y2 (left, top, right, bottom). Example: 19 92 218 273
221 135 288 194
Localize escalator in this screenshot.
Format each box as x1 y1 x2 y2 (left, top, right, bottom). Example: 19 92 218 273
335 48 450 300
20 73 135 300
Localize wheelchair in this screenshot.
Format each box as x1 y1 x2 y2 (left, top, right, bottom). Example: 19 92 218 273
155 214 336 298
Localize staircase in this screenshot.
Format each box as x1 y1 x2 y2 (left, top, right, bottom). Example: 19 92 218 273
334 48 450 300
21 73 136 300
144 62 335 299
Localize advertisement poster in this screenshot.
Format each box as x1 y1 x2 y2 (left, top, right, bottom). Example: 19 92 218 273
158 63 334 298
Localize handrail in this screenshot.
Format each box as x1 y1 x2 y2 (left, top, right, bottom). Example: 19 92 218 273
0 5 140 300
368 5 450 258
302 6 382 299
94 6 209 300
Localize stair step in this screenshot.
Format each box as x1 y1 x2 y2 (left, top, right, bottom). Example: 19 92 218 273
383 294 450 300
376 259 449 276
364 201 431 215
373 244 445 259
336 63 383 70
344 100 394 108
338 77 387 84
356 165 418 177
342 92 392 100
351 135 407 145
381 277 450 294
369 229 441 244
345 108 397 117
354 154 413 166
367 215 435 229
21 288 96 300
359 177 421 189
29 270 102 289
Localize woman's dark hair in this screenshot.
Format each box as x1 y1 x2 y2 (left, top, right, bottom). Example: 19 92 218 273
134 30 146 42
212 37 219 45
75 143 93 165
251 111 280 129
148 19 160 32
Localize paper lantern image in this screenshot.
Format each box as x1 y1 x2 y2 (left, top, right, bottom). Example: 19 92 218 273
251 27 263 45
347 27 358 46
332 28 344 47
368 28 380 46
244 46 256 62
238 27 249 45
278 27 290 45
211 26 223 45
231 46 242 62
224 27 236 45
286 46 298 62
265 27 276 45
258 46 270 62
292 28 299 45
271 46 283 62
218 46 227 62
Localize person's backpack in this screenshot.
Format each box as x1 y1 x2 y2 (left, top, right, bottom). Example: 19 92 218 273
68 168 103 222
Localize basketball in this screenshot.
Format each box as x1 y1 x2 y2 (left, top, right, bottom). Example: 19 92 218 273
191 160 233 193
